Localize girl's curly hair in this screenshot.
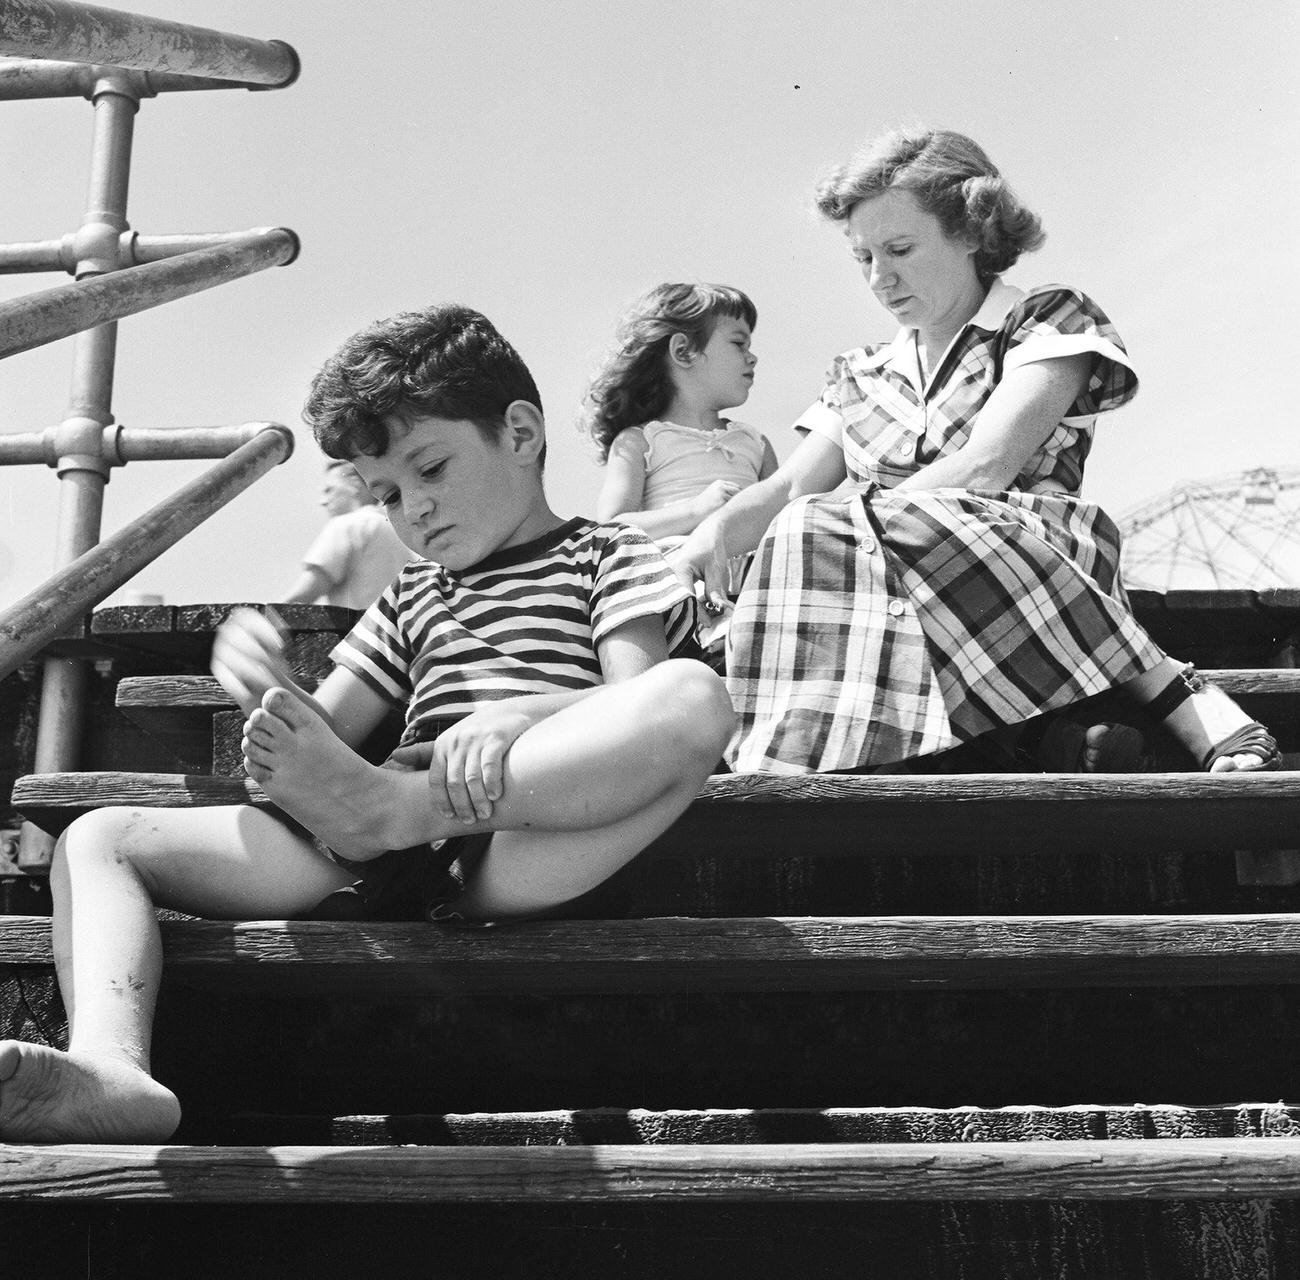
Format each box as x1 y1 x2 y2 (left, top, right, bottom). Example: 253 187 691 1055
815 128 1045 285
581 282 757 460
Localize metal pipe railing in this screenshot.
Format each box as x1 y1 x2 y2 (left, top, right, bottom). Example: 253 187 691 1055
0 227 299 359
0 0 299 87
0 229 273 275
0 423 294 681
0 421 286 467
0 57 270 100
3 3 300 870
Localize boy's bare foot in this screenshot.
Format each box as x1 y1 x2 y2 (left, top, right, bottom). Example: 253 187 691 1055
244 689 436 857
0 1040 180 1143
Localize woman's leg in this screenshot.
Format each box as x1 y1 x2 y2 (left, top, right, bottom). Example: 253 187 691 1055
1123 659 1278 772
0 805 353 1142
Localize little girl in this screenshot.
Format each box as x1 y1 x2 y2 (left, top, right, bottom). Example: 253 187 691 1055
584 283 777 658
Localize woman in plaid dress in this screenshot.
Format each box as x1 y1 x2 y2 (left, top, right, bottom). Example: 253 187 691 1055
671 128 1279 776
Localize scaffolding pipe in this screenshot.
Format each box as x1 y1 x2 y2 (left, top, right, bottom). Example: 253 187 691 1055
0 56 262 100
0 227 299 359
0 424 294 682
0 229 287 275
0 239 64 272
106 421 286 463
0 1 299 87
0 421 282 466
16 68 136 869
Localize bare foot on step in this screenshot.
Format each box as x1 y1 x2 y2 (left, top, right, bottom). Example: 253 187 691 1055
243 688 436 857
0 1040 180 1143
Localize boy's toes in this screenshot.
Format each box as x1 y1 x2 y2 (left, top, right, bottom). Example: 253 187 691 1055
246 707 274 735
262 687 314 728
245 757 272 785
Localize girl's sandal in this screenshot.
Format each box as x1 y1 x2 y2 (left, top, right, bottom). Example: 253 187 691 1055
1144 664 1282 773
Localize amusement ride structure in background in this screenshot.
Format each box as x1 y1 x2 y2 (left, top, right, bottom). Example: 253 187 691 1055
1119 466 1300 592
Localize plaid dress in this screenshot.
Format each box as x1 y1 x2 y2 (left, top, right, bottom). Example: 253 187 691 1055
726 281 1168 774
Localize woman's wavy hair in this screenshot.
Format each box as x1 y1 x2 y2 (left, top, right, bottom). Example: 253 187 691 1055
582 282 757 460
814 128 1045 285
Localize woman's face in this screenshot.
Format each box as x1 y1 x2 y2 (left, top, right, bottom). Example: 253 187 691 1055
845 188 983 343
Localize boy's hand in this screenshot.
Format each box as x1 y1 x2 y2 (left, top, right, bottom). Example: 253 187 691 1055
427 703 535 824
211 607 299 718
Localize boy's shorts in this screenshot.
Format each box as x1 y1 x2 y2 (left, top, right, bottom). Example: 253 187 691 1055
291 828 635 929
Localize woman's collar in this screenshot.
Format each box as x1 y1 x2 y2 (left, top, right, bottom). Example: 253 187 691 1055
859 278 1024 372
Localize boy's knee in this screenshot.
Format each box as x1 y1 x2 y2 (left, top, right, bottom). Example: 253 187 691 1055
59 807 151 866
657 659 735 755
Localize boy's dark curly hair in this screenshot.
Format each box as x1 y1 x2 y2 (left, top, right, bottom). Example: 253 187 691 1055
304 303 544 461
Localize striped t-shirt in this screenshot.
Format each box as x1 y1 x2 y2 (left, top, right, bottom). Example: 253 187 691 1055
331 517 697 745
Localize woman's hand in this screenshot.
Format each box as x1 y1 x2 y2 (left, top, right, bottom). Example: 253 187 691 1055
666 529 731 615
211 607 299 718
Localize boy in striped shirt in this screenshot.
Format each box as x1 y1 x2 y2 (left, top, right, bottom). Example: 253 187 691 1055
0 304 732 1144
215 303 735 925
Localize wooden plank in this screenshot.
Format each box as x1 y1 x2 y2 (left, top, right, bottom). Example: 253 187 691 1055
1258 588 1300 613
117 675 232 709
7 913 1300 995
114 675 235 771
112 668 1300 712
114 677 401 759
88 603 357 665
3 1138 1300 1202
174 603 359 634
1164 591 1261 613
19 768 1300 857
223 1103 1300 1147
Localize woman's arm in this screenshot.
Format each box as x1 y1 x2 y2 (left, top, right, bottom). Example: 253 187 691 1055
895 353 1091 492
670 429 847 601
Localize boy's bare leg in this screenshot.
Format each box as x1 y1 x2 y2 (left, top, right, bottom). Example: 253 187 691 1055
244 659 734 911
0 805 352 1143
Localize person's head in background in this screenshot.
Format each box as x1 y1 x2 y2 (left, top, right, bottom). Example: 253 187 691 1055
319 460 376 518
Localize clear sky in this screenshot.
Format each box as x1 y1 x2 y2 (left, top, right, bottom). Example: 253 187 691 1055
1 0 1296 608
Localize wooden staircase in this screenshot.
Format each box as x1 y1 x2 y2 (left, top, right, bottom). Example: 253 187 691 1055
4 596 1300 1277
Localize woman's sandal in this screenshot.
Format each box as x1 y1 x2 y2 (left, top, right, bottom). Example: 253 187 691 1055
1143 664 1282 772
1198 721 1281 772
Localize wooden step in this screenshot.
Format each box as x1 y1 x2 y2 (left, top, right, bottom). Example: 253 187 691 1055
7 913 1300 994
112 667 1300 744
112 666 1300 776
3 1137 1300 1202
14 769 1300 857
89 602 359 667
221 1103 1300 1146
114 676 404 773
113 667 1300 710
